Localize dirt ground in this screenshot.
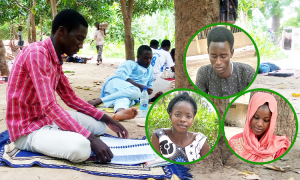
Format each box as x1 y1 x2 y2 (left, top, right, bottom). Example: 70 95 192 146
1 49 300 179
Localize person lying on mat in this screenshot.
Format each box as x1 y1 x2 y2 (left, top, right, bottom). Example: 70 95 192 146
88 45 163 120
228 92 290 162
151 92 210 162
195 26 255 97
6 9 128 164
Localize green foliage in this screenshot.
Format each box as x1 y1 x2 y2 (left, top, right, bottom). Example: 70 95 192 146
279 6 300 32
238 0 264 21
250 30 287 60
0 23 11 39
147 92 219 147
262 0 294 18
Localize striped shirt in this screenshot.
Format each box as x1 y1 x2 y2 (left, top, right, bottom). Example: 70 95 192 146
6 37 104 142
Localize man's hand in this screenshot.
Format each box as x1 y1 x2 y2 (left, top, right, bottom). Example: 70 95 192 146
101 114 129 139
88 134 113 163
154 91 163 97
147 88 153 95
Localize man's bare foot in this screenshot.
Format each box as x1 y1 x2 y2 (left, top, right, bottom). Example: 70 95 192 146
87 98 103 107
112 107 138 121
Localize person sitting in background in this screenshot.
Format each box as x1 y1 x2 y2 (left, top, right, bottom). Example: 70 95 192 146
150 39 175 79
87 45 155 121
170 48 175 63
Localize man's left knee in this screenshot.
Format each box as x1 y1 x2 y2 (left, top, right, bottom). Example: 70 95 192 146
128 87 141 100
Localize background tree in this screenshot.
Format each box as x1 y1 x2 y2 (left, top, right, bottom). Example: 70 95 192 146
0 34 10 76
120 0 134 60
262 0 294 44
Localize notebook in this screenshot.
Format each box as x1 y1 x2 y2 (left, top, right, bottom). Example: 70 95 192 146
87 136 155 164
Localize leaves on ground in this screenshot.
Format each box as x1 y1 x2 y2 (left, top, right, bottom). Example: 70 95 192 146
238 171 260 180
64 71 75 73
262 164 285 172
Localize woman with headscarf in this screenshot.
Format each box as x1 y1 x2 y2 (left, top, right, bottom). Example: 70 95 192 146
228 92 291 162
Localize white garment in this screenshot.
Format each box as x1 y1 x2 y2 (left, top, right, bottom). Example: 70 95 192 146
17 31 24 41
93 30 105 46
14 110 107 163
151 48 175 79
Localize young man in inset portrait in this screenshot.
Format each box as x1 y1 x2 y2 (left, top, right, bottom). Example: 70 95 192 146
195 26 255 97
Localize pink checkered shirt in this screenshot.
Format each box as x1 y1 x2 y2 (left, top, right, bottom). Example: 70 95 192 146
6 37 104 142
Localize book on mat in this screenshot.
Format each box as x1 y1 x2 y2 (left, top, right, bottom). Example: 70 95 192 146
85 136 155 165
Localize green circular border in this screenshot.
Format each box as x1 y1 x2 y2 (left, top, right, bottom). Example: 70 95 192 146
183 23 260 99
222 88 299 165
145 88 222 165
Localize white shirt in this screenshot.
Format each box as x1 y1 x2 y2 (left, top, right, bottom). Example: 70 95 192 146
151 48 175 79
93 30 105 46
18 31 24 41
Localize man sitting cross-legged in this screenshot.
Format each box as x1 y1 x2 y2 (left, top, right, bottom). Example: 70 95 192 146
88 45 160 120
6 9 128 164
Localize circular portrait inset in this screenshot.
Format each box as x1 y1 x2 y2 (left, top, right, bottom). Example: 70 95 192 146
223 89 298 164
184 23 259 98
146 89 220 164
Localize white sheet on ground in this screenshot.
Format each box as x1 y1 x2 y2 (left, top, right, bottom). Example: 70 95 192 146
150 77 171 99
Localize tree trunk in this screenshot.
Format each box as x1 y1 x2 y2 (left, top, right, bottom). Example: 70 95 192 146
31 0 37 42
120 0 135 60
186 98 231 173
175 0 234 172
0 34 10 76
50 0 58 19
27 12 32 43
124 21 135 60
250 91 296 143
174 0 220 89
40 15 43 41
272 14 280 45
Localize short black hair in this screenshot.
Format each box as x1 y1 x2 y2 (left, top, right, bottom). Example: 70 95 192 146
161 39 171 48
137 45 152 56
95 22 99 25
150 39 159 47
167 92 197 116
207 26 234 50
51 9 88 35
171 48 175 56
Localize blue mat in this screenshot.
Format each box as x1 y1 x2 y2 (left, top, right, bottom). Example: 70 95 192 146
0 130 192 179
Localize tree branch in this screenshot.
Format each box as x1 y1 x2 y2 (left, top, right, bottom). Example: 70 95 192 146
14 0 31 11
120 0 128 20
74 0 83 5
56 0 61 6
